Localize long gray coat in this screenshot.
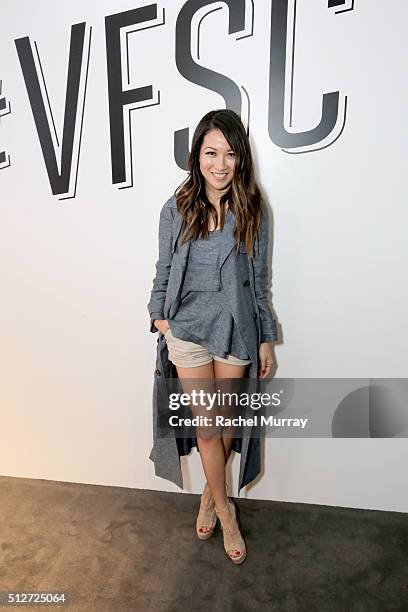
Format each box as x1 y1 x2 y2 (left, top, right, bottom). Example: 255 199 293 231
147 194 278 495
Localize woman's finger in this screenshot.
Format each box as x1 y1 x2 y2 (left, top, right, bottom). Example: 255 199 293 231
259 355 273 378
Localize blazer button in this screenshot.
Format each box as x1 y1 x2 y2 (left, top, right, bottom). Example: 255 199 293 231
243 279 250 287
155 368 161 376
253 312 257 319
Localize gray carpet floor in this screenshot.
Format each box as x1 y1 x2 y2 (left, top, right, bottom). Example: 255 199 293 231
0 475 407 612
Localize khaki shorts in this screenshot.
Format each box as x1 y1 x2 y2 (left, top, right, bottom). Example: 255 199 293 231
164 328 252 368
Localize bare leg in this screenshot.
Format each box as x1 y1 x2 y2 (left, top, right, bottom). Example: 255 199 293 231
212 359 249 560
213 359 249 491
174 361 227 515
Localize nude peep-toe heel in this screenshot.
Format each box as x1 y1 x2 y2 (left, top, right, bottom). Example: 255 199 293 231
196 482 228 540
215 498 246 565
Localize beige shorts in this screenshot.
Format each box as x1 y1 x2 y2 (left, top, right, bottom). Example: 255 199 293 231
164 328 252 368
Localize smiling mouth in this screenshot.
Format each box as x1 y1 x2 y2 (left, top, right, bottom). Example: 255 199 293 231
212 172 229 178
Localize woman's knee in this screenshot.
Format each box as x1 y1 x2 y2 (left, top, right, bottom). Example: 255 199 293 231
196 427 222 442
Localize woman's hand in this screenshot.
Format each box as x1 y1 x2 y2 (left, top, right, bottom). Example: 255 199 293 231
154 319 170 335
258 342 274 378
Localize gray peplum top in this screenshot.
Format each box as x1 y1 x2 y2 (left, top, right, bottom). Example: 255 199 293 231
167 210 250 360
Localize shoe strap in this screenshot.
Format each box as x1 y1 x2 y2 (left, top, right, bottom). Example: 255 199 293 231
216 499 237 532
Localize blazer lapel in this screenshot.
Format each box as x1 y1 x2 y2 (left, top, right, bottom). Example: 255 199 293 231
172 214 183 252
172 213 190 269
219 208 237 269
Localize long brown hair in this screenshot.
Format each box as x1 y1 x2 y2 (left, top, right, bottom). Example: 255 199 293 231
174 109 264 258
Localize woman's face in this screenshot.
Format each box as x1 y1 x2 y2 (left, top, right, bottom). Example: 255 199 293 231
199 128 236 200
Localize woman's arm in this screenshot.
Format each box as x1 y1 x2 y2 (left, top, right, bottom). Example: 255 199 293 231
147 201 174 333
252 203 278 343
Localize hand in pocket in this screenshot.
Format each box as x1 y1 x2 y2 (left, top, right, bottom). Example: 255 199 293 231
154 319 170 335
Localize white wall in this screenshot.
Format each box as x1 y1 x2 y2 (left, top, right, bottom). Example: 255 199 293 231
1 0 407 512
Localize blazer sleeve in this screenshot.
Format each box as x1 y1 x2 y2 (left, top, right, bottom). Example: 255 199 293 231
147 201 174 333
252 203 278 343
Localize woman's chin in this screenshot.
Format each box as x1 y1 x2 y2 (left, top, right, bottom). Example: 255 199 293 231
207 178 231 192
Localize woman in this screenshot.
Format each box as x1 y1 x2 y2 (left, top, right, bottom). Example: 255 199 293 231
148 109 278 565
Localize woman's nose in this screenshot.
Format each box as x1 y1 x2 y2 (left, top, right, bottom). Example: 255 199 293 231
214 157 228 170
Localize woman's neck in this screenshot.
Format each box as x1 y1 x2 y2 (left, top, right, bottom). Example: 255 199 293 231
206 185 229 211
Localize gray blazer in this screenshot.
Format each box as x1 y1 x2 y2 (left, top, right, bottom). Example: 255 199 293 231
147 194 278 495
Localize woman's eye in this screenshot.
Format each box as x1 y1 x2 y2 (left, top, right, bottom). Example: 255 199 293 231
205 151 235 157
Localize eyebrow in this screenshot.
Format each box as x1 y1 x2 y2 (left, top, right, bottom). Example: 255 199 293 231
204 146 234 152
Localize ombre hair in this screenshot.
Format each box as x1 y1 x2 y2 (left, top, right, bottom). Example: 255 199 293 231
174 109 264 258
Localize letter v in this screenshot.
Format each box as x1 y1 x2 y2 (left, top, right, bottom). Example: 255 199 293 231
15 23 90 197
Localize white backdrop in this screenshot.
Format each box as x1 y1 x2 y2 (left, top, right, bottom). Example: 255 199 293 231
1 0 407 512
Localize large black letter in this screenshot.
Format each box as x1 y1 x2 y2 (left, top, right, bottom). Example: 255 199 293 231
15 23 89 195
269 0 341 149
175 0 247 169
105 4 159 185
